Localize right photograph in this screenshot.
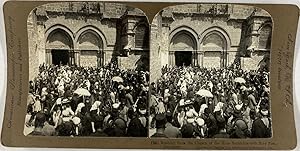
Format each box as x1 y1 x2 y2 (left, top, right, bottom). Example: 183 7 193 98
149 4 272 138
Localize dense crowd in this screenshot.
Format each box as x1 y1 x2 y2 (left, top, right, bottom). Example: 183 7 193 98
26 62 149 137
149 64 271 138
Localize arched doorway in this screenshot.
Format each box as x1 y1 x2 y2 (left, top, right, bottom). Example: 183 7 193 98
46 28 73 66
170 30 197 66
77 29 103 67
201 31 228 69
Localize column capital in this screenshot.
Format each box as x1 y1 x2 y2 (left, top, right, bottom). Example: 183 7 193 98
169 51 175 54
45 49 51 53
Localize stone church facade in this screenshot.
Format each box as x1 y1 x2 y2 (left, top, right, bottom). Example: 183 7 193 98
28 3 272 82
150 4 272 81
28 2 149 80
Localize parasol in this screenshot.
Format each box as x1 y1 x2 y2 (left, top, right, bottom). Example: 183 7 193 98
234 77 246 83
74 88 91 96
196 89 213 98
112 76 124 82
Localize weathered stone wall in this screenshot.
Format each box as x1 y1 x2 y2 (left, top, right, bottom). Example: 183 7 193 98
79 50 98 67
43 17 117 48
151 15 243 70
118 51 149 70
150 4 272 82
36 2 127 18
241 51 270 71
28 12 40 81
28 3 271 82
162 4 270 19
28 2 149 80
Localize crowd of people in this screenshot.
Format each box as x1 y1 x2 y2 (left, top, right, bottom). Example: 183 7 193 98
25 62 149 137
25 61 272 139
149 64 271 138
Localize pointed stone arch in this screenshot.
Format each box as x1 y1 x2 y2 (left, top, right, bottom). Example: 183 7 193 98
169 26 199 66
133 22 149 49
75 25 107 50
75 26 107 67
258 23 272 50
200 27 231 68
169 26 199 50
45 25 74 50
45 25 74 65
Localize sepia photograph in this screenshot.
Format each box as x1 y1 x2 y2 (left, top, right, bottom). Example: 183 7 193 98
2 0 299 149
25 2 150 137
149 4 272 139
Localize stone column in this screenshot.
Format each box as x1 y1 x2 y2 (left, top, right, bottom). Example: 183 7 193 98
45 49 52 65
68 49 72 66
74 50 80 66
192 51 197 66
200 51 205 67
248 19 261 50
97 50 101 67
103 51 106 65
197 51 202 67
127 20 136 50
169 51 175 66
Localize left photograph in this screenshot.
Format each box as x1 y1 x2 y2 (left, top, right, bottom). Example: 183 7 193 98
25 2 149 137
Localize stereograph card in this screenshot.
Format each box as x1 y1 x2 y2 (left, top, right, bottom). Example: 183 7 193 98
0 0 299 150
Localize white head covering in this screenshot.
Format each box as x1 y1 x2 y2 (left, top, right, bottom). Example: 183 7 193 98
164 89 169 94
179 99 185 106
199 104 208 115
90 101 101 111
139 109 147 115
214 102 224 112
186 111 195 123
62 98 70 104
112 102 121 109
261 109 269 116
41 87 47 95
75 103 85 115
235 103 243 111
185 100 192 105
157 102 165 114
118 85 125 90
186 111 193 118
56 98 62 105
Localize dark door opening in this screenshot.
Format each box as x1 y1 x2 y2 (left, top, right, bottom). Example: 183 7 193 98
52 49 69 65
175 51 192 66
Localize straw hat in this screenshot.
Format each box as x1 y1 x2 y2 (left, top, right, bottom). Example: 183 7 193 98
72 117 81 125
195 118 205 126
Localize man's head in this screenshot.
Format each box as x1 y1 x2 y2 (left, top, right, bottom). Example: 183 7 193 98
155 113 166 129
34 112 46 128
